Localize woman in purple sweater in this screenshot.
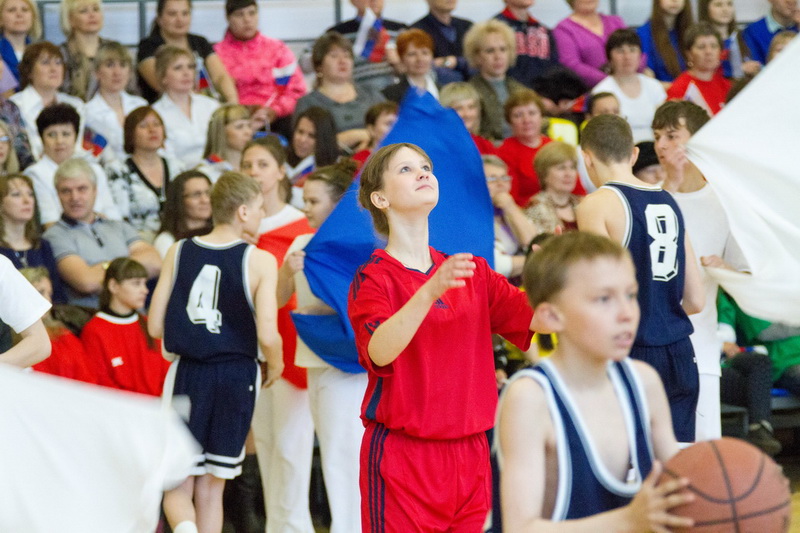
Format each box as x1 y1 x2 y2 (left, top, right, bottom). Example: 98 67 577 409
552 0 626 88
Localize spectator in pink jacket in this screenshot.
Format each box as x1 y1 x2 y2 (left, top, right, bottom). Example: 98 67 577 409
214 0 306 137
552 0 627 88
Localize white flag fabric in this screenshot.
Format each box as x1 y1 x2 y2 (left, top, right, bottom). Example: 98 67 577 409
687 36 800 324
0 365 199 533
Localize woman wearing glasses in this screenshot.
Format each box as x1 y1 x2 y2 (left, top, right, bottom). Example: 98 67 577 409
483 154 537 280
152 169 211 258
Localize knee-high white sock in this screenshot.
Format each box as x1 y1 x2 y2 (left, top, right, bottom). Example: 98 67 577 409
173 521 199 533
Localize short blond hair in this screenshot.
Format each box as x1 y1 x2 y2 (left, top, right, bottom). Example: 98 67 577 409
60 0 101 35
0 0 41 39
534 141 577 190
154 44 194 83
439 81 481 109
54 158 96 188
94 40 132 71
211 171 261 225
463 19 516 70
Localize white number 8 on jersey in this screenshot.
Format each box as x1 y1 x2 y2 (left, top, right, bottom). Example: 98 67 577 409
186 264 223 333
644 204 679 281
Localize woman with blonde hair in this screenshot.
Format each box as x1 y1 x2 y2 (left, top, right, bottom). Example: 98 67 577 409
440 81 496 155
196 103 252 182
0 0 41 83
525 141 582 233
151 44 219 165
85 41 147 161
59 0 135 101
463 19 525 141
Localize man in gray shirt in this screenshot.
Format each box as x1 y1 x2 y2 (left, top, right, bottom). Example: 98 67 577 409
44 158 161 308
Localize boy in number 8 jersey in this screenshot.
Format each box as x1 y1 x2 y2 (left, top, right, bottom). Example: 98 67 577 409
149 171 283 533
576 115 705 443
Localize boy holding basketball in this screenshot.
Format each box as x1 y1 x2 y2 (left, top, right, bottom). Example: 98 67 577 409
148 172 283 533
496 231 695 530
576 114 705 444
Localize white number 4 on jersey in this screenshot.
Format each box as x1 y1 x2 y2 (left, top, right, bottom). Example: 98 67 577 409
186 264 223 333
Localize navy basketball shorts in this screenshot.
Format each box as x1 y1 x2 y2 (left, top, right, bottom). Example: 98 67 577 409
630 337 699 443
163 356 260 479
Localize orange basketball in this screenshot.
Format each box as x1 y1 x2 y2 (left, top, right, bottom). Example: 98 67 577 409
659 437 791 532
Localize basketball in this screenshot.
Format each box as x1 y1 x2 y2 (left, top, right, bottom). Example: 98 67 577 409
659 437 791 532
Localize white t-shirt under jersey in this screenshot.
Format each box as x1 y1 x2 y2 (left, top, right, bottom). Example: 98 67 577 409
673 184 747 376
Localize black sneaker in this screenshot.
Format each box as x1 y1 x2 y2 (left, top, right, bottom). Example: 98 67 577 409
746 422 782 457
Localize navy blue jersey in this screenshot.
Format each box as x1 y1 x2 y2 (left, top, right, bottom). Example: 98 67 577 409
164 238 258 363
603 182 693 346
494 359 654 523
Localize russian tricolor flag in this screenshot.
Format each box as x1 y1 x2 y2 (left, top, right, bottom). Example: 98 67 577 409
353 8 389 62
82 128 107 157
197 66 211 91
272 61 297 87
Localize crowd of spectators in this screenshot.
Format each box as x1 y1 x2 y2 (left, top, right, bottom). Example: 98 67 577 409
0 0 797 530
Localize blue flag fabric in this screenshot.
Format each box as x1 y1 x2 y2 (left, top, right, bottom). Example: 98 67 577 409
298 89 495 372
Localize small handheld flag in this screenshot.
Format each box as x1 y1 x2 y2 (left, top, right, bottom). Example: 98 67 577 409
353 8 389 62
82 128 107 157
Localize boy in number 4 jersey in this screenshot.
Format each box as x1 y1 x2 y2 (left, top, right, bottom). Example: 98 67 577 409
149 171 283 533
576 114 705 443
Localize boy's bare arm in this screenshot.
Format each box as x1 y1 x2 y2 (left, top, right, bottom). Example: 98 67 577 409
499 377 553 531
576 190 624 242
499 373 692 532
251 249 283 387
681 236 705 315
147 243 178 340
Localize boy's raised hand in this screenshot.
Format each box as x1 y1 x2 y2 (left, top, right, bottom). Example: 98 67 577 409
625 460 695 533
424 253 476 301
